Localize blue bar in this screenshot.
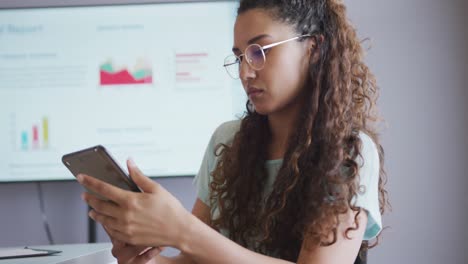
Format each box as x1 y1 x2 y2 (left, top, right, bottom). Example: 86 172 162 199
21 131 28 150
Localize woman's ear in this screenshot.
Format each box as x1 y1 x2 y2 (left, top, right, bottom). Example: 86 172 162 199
309 34 324 63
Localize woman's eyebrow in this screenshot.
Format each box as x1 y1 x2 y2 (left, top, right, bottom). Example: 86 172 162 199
232 34 272 53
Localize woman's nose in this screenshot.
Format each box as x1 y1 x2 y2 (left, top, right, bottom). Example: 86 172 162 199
239 58 256 81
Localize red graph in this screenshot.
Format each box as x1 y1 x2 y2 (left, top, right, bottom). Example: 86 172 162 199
100 70 152 85
100 59 153 86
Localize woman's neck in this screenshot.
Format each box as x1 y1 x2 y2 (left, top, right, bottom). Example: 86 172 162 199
267 102 302 160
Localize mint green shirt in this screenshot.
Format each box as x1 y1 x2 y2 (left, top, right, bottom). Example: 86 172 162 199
193 120 382 242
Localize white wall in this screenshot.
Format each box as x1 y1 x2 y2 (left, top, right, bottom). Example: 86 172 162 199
0 0 467 263
345 0 468 263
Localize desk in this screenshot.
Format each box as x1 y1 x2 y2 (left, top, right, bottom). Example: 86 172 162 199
0 243 115 264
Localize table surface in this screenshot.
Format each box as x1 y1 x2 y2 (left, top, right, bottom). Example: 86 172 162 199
0 243 115 264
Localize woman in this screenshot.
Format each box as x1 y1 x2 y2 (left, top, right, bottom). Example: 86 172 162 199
78 0 389 263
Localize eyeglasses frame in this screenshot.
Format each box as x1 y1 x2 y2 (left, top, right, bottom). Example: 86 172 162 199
223 34 312 79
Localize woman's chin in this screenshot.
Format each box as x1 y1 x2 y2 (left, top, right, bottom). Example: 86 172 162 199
251 105 271 116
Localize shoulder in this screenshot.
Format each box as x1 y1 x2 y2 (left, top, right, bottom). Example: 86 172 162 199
211 119 241 146
354 131 383 240
357 131 380 167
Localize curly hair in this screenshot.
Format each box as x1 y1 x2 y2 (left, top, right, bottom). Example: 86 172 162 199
209 0 389 261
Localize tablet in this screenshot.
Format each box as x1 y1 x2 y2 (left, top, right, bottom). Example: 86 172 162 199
62 145 141 200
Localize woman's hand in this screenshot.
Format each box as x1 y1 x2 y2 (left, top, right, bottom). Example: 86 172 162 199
110 238 161 264
78 159 191 248
102 225 162 264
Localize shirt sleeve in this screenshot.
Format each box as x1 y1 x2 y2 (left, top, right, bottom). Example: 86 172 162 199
353 132 382 240
192 120 241 207
192 131 216 206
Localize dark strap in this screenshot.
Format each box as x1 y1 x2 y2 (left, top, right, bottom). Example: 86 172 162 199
354 244 368 264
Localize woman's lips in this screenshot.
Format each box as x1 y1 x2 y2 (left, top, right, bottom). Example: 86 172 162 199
247 86 264 98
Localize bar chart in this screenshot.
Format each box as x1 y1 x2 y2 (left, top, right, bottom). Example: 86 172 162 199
15 116 50 151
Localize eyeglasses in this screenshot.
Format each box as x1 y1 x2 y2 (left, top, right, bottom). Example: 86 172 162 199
223 34 311 79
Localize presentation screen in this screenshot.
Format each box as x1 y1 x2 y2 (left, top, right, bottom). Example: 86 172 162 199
0 1 245 182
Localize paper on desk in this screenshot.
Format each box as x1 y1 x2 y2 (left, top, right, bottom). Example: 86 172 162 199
0 248 48 258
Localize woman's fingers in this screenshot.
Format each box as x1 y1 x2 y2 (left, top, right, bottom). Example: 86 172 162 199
127 159 157 193
88 210 121 231
106 224 164 264
102 225 117 245
102 225 117 243
133 247 162 264
112 244 151 262
106 225 153 261
82 193 120 218
104 223 136 244
79 163 186 248
77 174 129 205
